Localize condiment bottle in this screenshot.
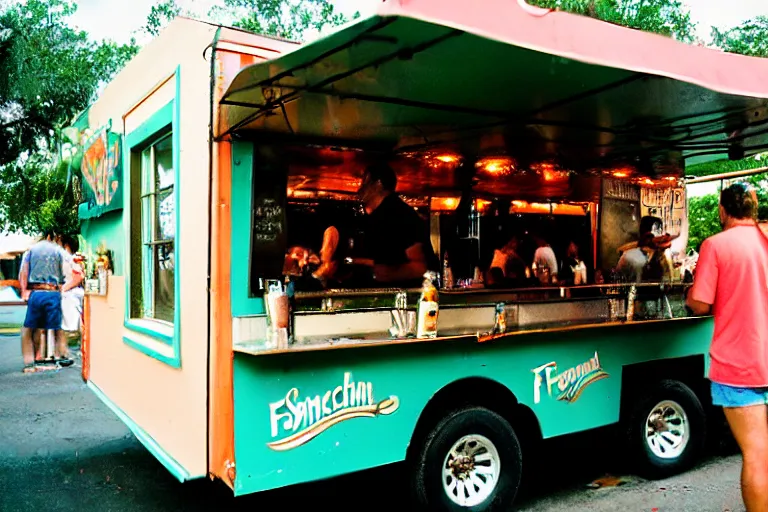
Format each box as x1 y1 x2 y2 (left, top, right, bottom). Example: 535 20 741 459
442 252 454 289
417 271 439 338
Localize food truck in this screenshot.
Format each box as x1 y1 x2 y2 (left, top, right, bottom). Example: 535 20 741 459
71 1 768 510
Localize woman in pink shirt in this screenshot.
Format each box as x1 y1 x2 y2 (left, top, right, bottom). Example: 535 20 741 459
687 182 768 512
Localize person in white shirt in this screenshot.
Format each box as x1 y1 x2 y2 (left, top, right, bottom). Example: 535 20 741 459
532 235 558 284
58 235 84 334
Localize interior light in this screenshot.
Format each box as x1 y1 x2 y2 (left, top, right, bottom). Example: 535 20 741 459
477 157 514 177
475 199 492 213
430 197 461 211
435 154 459 164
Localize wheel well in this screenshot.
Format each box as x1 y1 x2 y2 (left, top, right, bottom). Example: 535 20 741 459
620 354 709 420
405 377 542 462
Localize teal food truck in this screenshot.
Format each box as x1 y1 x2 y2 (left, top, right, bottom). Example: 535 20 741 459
77 1 768 511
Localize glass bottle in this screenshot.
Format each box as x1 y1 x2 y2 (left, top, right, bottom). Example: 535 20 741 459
417 271 439 338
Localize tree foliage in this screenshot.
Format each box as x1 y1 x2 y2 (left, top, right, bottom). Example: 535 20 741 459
711 16 768 58
144 0 183 37
219 0 352 41
687 172 768 252
0 0 137 234
527 0 697 42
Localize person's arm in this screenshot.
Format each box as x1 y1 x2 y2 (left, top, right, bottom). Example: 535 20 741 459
60 251 83 294
18 252 29 301
686 240 716 316
62 265 84 293
546 250 559 281
373 242 429 283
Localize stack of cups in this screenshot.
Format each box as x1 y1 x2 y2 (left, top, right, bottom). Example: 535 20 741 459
265 281 290 350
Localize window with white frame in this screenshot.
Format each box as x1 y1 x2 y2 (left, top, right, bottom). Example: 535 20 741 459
136 133 175 323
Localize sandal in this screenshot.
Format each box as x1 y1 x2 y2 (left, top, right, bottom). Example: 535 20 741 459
56 358 74 367
22 364 38 374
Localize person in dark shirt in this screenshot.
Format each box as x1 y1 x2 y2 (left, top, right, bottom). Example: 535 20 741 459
353 162 437 286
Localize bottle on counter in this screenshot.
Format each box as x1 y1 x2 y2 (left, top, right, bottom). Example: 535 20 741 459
417 271 439 338
473 266 484 286
442 252 454 289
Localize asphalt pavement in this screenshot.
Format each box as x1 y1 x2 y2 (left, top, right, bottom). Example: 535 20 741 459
0 334 747 511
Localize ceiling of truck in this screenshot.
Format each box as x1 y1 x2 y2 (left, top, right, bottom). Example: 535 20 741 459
217 0 768 176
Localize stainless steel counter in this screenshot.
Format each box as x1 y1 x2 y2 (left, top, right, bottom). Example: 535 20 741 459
233 282 692 356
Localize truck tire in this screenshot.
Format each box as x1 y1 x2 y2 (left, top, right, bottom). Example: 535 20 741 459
411 406 522 511
625 379 706 479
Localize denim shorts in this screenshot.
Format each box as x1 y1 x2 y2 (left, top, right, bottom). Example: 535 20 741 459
23 290 62 330
711 382 768 408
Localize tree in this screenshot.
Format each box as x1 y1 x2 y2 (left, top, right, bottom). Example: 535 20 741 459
687 170 768 252
0 0 138 234
711 16 768 58
144 0 183 37
526 0 697 43
218 0 353 41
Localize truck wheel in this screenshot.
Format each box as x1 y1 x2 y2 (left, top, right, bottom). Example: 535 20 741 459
626 379 706 479
411 407 522 511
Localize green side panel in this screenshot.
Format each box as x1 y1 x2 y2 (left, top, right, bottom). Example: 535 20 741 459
233 318 714 495
80 210 125 276
78 128 125 219
231 140 265 317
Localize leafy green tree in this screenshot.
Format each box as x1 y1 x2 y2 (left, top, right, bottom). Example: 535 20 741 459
0 0 138 234
218 0 353 40
711 16 768 58
526 0 697 42
687 193 720 252
687 171 768 251
144 0 183 37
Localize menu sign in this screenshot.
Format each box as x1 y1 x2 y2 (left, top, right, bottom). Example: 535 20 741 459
249 146 288 294
603 179 640 202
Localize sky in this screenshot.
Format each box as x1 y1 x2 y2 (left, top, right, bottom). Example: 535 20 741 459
66 0 768 46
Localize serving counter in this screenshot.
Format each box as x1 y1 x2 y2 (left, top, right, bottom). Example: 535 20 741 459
233 282 692 356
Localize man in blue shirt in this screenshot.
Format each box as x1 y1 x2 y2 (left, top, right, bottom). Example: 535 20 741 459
18 230 82 372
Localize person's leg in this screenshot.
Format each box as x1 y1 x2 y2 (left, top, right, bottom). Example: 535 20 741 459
55 329 68 358
38 291 65 360
724 405 768 511
714 383 768 512
21 292 41 371
20 327 35 367
33 329 45 360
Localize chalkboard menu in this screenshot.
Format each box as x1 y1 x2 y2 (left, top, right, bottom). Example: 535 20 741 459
249 145 288 295
599 179 641 271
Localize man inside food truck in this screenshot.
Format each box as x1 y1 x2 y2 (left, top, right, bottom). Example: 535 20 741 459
617 215 677 282
352 162 438 287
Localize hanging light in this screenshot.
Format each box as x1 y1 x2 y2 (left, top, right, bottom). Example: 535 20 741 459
476 157 515 177
531 162 571 181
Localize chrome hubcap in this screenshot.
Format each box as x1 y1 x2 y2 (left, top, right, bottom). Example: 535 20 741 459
645 400 690 459
442 434 500 507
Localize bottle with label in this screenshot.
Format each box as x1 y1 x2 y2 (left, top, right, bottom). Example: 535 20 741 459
417 271 439 338
442 252 454 289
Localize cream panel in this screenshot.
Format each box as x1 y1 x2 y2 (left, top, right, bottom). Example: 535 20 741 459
124 76 177 135
90 277 205 475
87 18 218 478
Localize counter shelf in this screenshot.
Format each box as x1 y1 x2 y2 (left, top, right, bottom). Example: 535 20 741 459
234 281 693 356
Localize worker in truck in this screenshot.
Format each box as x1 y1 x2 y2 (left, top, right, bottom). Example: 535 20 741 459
351 162 438 287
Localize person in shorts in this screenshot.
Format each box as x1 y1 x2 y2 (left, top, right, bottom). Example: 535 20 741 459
687 182 768 511
18 231 82 372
